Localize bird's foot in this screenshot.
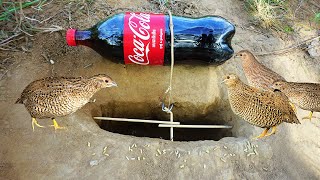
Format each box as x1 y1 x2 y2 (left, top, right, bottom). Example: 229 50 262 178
252 128 269 140
50 119 66 131
302 111 315 121
265 126 277 137
32 117 45 132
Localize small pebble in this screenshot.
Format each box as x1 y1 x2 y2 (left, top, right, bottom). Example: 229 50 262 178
89 160 98 167
263 167 268 171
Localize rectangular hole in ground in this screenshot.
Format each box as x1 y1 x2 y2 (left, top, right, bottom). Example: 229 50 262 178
99 119 233 141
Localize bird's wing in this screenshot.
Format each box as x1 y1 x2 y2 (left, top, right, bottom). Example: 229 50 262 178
28 77 86 93
252 89 299 124
298 83 320 97
272 91 300 124
19 77 87 102
258 60 285 80
285 83 320 103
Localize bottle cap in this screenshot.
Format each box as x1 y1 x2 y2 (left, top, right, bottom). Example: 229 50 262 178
66 29 77 46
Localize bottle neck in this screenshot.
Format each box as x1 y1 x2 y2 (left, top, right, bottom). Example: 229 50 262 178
75 30 92 46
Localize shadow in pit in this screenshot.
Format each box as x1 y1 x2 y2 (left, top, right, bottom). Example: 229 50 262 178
96 101 233 141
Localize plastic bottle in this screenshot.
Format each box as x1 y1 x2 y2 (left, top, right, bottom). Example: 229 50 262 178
66 12 235 65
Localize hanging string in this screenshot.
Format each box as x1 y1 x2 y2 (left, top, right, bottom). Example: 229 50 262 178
161 10 175 141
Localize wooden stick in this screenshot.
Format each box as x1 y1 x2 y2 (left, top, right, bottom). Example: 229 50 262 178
93 117 180 125
158 124 232 128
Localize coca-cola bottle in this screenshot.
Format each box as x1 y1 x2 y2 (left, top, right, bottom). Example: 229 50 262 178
66 12 235 65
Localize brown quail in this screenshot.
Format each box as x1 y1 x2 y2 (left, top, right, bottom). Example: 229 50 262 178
272 81 320 120
15 74 117 131
235 50 286 91
223 74 300 139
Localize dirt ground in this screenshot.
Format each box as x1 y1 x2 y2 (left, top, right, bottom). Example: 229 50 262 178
1 0 320 179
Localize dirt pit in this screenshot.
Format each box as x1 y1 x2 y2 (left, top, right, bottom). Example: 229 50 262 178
1 0 320 179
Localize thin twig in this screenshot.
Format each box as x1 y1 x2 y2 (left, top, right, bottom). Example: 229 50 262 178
0 33 21 45
35 25 63 33
0 47 20 51
255 35 320 56
310 1 320 9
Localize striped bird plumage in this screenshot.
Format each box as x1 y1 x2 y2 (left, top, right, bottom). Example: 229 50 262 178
272 80 320 120
223 74 299 138
16 74 117 131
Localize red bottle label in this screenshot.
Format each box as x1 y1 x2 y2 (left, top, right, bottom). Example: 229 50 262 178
124 12 165 65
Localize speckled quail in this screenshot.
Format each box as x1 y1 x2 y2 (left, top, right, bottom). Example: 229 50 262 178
15 74 117 131
223 74 300 139
272 80 320 121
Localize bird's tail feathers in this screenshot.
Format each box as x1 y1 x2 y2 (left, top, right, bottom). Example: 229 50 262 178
15 97 23 104
284 114 300 124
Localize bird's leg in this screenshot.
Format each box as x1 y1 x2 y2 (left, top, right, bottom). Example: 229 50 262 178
265 126 277 137
302 111 316 121
31 117 45 132
50 118 66 131
253 128 270 139
289 102 297 113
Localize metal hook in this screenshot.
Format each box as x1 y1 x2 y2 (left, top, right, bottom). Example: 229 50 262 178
162 102 174 112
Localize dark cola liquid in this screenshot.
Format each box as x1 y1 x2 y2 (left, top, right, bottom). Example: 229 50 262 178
74 13 235 65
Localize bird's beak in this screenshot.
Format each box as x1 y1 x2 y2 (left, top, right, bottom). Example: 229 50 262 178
107 81 117 87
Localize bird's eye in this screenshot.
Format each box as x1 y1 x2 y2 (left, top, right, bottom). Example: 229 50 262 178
226 76 230 79
105 80 109 83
